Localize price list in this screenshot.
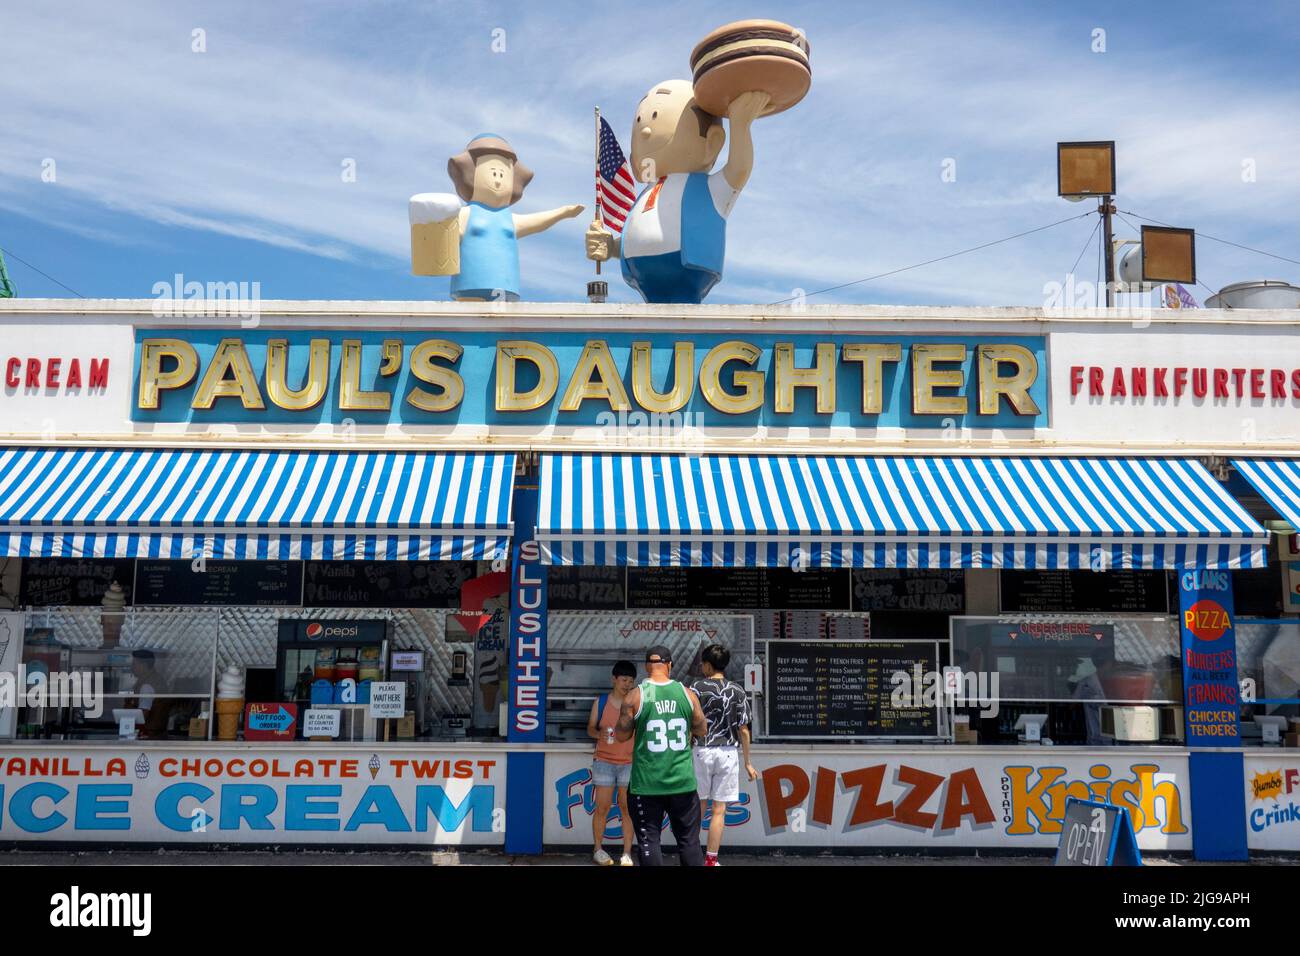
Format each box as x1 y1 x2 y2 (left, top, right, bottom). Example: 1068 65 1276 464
765 641 938 738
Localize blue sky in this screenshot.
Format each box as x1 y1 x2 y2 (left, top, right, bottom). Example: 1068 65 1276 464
1 0 1296 306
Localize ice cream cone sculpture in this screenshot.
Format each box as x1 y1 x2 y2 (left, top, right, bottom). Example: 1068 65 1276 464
214 665 246 740
100 581 127 647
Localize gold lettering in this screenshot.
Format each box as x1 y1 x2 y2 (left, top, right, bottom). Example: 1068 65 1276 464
841 343 901 414
911 343 967 415
1005 765 1060 835
379 339 403 376
407 339 464 413
191 338 265 410
496 340 558 411
560 340 631 412
700 341 764 414
1134 764 1188 835
977 344 1040 415
265 338 329 411
138 338 198 409
631 341 694 413
339 339 391 411
774 342 836 414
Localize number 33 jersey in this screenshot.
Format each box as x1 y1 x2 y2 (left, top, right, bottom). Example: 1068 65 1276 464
630 679 698 796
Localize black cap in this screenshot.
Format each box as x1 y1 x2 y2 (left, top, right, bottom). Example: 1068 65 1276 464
645 644 673 664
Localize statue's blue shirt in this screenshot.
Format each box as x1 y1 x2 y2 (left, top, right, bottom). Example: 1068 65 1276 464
452 202 520 301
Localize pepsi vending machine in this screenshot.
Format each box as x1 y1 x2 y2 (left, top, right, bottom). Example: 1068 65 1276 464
276 619 388 738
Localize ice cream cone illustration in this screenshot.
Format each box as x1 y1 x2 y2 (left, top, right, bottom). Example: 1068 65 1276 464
477 652 501 712
368 753 381 780
134 753 150 779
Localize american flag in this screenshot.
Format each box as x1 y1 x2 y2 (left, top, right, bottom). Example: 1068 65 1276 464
596 116 636 234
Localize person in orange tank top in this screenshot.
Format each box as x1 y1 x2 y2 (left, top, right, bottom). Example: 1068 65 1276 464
587 660 637 866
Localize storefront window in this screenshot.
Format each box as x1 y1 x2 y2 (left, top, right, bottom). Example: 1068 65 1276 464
1237 620 1300 741
17 607 218 740
951 614 1182 745
545 611 755 741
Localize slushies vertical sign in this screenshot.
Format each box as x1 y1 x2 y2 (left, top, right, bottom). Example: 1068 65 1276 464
1177 570 1241 744
508 486 546 742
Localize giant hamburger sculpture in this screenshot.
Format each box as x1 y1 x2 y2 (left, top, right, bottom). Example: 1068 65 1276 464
689 19 811 119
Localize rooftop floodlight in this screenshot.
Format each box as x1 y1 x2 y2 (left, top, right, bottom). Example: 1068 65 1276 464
1139 225 1196 284
1057 141 1116 199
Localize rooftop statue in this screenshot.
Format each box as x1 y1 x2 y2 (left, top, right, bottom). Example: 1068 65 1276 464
410 134 584 302
585 20 810 304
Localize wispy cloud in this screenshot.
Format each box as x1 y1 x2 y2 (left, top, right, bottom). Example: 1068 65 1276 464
1 0 1296 304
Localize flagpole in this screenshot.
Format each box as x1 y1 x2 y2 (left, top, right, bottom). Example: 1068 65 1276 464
593 106 602 276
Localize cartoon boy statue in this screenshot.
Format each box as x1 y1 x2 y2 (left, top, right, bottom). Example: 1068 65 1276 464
584 83 769 304
410 134 583 302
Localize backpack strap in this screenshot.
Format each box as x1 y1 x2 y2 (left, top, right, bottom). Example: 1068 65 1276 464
597 693 609 721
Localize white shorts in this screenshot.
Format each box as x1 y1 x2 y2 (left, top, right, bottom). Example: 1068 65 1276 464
694 746 740 803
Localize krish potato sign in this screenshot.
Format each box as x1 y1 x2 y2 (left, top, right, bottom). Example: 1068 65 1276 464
133 330 1046 428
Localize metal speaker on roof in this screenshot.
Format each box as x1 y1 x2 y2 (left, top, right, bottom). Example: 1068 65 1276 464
1057 141 1116 198
1139 225 1196 284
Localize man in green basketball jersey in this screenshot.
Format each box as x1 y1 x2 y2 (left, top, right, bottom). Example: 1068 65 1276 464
615 644 708 866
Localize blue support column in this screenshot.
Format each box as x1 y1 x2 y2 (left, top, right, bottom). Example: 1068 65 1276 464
504 483 547 854
1176 569 1248 861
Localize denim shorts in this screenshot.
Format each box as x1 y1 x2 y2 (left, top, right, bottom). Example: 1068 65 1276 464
592 758 632 789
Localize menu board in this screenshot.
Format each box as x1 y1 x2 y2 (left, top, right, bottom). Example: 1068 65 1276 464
765 641 939 738
135 560 302 606
1000 570 1168 614
19 558 137 606
547 565 626 610
303 561 476 608
852 569 965 612
627 567 849 610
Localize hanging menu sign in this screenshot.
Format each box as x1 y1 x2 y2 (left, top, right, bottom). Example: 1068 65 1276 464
1000 570 1168 614
19 558 136 606
627 567 849 610
135 560 302 606
547 565 626 610
303 561 476 608
851 569 965 612
764 641 939 738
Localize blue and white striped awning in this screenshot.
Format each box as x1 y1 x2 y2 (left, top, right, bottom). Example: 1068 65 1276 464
0 447 515 561
537 454 1266 570
1232 458 1300 530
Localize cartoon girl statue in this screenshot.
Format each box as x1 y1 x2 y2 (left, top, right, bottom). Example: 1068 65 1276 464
409 134 583 301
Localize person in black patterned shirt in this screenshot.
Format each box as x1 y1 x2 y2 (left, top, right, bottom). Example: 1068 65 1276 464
690 643 758 866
